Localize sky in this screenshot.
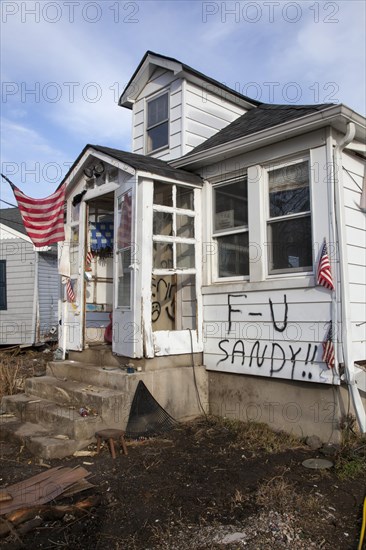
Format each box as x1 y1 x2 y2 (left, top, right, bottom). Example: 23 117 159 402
1 0 365 205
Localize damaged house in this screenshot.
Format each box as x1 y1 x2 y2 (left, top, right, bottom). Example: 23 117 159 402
2 51 365 457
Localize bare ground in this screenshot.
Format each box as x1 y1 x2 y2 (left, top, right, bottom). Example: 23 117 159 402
0 349 365 550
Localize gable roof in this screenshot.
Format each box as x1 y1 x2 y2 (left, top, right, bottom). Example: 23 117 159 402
180 103 335 157
120 50 261 110
0 207 27 235
62 144 202 187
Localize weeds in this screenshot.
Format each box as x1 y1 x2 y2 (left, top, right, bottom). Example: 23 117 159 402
0 359 22 399
256 476 323 515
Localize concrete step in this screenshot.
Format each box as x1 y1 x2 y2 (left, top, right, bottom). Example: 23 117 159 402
24 376 130 427
47 361 133 391
0 419 93 460
1 393 111 439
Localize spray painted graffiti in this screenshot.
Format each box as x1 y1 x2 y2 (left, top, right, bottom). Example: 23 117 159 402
216 293 323 381
151 276 176 325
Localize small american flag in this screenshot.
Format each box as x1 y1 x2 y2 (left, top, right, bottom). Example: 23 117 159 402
86 250 93 267
322 322 335 369
66 279 75 303
317 240 334 290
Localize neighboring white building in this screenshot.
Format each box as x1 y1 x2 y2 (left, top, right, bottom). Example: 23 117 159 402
59 51 366 438
0 208 59 345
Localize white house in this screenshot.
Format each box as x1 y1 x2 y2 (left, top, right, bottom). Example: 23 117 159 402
2 52 364 455
0 208 59 345
55 51 365 439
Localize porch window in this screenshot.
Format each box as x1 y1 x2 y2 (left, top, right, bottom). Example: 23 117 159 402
147 92 169 153
152 181 196 331
213 177 249 278
0 260 7 310
267 160 312 273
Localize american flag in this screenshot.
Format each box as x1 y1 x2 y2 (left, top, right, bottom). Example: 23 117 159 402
66 279 75 303
322 322 335 369
86 250 93 268
317 240 335 290
10 182 66 247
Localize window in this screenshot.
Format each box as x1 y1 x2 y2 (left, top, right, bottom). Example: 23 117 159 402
152 182 196 331
147 93 169 153
213 177 249 278
0 260 6 310
267 160 312 273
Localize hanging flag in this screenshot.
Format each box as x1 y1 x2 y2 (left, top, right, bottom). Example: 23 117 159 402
317 239 335 290
322 322 335 369
10 182 66 247
66 278 75 303
86 249 93 270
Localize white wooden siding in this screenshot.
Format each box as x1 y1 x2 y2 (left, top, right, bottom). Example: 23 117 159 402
38 251 59 339
203 286 338 385
0 239 36 345
342 152 366 360
184 82 246 154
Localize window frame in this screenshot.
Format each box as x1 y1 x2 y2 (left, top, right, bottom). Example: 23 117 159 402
146 91 170 154
0 260 7 310
152 181 196 275
212 175 249 281
265 157 313 276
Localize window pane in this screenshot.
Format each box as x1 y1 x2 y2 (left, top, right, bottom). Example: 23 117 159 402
148 94 168 127
214 179 248 232
147 122 169 152
152 274 176 331
70 227 79 276
177 186 194 210
177 243 195 269
153 212 173 236
217 233 249 277
268 216 312 272
118 248 131 308
153 181 172 207
269 161 310 217
153 242 173 269
176 214 194 238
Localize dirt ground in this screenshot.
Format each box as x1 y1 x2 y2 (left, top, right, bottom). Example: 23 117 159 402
0 349 365 550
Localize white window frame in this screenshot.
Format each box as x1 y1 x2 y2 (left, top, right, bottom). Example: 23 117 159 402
265 156 313 277
212 175 249 282
146 90 170 155
152 182 196 276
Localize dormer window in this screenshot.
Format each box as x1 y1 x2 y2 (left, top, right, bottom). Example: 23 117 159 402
147 92 169 153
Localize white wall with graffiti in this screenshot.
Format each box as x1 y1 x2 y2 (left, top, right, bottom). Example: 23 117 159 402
203 287 338 385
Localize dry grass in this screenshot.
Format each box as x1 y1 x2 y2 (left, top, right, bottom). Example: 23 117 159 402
0 358 23 399
256 476 324 515
211 416 303 455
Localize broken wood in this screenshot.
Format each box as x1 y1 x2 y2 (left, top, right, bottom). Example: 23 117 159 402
0 466 90 515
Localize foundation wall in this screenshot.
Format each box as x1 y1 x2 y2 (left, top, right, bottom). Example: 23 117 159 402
208 371 365 442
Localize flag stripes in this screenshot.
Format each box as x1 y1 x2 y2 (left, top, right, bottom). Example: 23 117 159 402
322 322 335 369
317 239 335 291
10 183 66 247
66 279 75 303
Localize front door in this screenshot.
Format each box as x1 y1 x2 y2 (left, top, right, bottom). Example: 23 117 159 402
113 179 142 357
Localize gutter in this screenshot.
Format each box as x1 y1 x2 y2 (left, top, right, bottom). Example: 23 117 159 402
31 250 39 345
171 104 366 170
334 122 366 433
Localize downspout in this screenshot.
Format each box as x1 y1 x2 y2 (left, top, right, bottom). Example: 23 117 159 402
333 122 366 432
326 129 338 372
31 249 39 345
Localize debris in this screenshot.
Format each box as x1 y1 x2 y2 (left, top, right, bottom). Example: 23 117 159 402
73 450 97 457
37 460 51 469
0 492 12 503
53 434 70 440
0 466 91 516
305 435 323 450
79 407 89 417
302 458 333 470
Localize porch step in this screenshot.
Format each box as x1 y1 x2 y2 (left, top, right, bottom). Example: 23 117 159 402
0 419 93 460
1 393 107 439
24 376 129 426
47 361 134 391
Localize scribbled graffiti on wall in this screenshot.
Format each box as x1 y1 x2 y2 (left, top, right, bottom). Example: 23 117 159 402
151 275 176 331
